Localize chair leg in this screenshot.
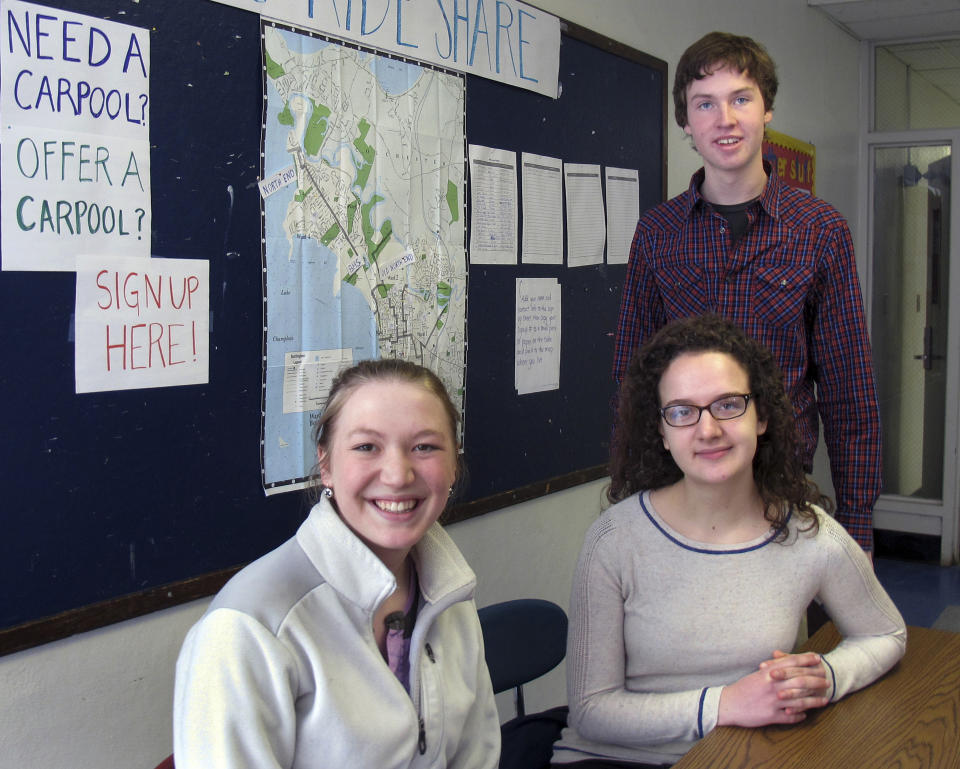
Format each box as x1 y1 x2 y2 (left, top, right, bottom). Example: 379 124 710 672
515 685 526 718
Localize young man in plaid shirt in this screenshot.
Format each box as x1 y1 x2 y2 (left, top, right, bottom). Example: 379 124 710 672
613 31 881 553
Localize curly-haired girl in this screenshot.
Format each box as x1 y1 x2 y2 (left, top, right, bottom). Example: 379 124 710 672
553 314 904 769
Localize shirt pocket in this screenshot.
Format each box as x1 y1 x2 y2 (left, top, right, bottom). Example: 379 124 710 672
654 259 711 318
752 263 813 329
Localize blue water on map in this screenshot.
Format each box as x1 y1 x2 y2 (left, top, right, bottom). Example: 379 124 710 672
372 56 423 95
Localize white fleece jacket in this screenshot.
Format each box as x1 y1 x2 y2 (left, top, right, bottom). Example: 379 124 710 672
174 498 500 769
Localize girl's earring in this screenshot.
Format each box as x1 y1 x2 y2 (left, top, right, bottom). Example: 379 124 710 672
323 486 334 499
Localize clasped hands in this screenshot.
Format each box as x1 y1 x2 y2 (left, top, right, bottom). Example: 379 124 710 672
717 650 830 728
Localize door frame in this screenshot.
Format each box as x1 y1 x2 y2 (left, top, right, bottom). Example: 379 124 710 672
859 128 960 565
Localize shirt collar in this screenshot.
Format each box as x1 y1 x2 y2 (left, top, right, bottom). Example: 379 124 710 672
686 160 781 219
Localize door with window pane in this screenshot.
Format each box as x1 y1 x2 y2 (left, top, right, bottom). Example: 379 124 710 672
870 143 958 564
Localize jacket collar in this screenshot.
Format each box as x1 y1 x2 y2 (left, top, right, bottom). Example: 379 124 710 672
296 497 477 614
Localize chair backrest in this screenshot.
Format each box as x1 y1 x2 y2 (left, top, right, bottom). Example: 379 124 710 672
477 598 568 717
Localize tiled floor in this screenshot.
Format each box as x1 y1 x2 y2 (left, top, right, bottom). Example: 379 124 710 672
870 530 960 628
875 556 960 627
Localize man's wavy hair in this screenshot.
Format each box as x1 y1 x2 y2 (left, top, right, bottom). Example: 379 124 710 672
609 314 828 538
673 31 778 128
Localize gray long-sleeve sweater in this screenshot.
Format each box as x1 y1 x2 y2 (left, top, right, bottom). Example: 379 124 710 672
552 491 906 766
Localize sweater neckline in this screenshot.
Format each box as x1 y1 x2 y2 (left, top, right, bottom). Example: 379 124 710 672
638 491 786 555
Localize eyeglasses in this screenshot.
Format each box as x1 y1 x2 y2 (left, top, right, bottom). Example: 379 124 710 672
659 394 754 428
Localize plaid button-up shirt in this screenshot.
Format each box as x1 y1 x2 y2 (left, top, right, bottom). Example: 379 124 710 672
613 167 881 550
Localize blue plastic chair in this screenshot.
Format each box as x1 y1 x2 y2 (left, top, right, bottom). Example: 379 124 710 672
478 598 569 769
477 598 568 717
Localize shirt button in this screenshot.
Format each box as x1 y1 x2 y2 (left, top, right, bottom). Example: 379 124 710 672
720 226 725 233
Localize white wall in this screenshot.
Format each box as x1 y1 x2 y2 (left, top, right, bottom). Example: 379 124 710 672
445 482 607 720
0 3 860 768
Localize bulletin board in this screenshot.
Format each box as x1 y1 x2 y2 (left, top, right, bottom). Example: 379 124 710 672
0 0 666 653
459 24 666 515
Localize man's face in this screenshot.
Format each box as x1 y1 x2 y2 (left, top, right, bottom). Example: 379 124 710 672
683 66 772 180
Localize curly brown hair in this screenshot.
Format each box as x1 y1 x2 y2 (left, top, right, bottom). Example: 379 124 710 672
673 31 778 128
609 314 828 538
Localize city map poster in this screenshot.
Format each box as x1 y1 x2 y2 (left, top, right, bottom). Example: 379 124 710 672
260 25 467 491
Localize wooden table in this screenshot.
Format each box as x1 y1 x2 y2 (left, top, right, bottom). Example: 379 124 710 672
673 623 960 769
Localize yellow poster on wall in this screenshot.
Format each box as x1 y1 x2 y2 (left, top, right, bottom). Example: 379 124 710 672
762 128 816 194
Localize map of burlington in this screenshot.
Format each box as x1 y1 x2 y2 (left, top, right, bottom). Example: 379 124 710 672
261 25 467 487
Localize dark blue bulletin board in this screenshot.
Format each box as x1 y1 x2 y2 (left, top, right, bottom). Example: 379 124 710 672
459 23 666 512
0 1 665 653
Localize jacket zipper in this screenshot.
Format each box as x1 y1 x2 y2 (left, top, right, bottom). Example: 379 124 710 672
418 643 436 755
